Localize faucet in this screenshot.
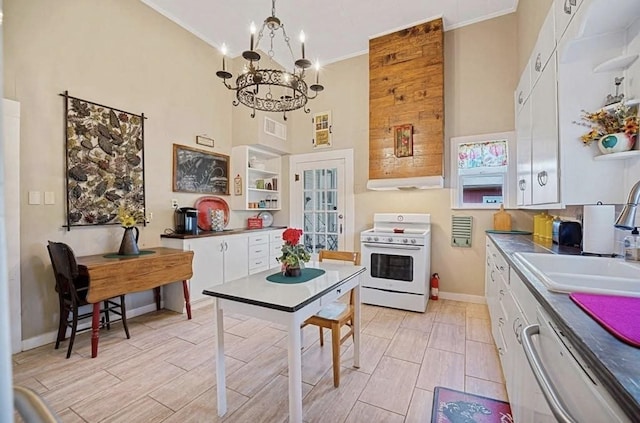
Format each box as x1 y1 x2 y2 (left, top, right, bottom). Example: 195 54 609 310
615 180 640 230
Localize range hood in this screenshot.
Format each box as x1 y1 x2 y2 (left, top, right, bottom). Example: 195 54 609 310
366 176 444 191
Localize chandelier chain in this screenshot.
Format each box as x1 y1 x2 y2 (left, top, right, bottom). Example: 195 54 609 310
216 0 323 119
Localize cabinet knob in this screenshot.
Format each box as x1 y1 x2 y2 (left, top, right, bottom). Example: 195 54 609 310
535 53 542 72
518 91 524 105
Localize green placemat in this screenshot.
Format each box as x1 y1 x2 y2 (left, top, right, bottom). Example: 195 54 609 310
266 268 326 284
485 230 533 235
103 250 156 259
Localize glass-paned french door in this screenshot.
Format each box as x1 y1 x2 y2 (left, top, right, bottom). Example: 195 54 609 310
303 167 339 253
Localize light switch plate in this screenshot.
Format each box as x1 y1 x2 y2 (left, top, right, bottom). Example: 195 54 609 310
44 191 55 205
28 191 41 205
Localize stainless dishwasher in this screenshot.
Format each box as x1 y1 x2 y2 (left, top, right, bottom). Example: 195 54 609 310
522 308 629 422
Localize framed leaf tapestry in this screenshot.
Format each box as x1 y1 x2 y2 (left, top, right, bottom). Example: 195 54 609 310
62 92 146 229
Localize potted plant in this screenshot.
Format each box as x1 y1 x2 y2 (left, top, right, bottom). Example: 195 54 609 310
277 228 310 277
575 102 639 154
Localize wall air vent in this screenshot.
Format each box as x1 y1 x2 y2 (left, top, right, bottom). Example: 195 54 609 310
451 215 473 247
264 117 287 140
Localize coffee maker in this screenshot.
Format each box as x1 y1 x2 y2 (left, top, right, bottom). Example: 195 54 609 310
174 207 199 234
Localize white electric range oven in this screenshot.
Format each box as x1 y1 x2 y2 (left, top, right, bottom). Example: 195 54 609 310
360 213 431 312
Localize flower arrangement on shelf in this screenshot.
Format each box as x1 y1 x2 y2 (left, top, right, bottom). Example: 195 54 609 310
277 228 310 276
117 202 144 228
574 102 639 148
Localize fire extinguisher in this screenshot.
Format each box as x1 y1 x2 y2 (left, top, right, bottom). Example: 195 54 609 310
430 273 440 300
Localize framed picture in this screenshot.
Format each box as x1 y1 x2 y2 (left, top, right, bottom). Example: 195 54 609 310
172 144 229 194
394 124 413 158
312 110 332 148
196 135 214 147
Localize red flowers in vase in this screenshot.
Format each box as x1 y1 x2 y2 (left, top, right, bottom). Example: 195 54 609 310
277 228 310 273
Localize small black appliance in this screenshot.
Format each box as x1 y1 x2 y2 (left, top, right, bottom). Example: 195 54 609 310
174 207 199 235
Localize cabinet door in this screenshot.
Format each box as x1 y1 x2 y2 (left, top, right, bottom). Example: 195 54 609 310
554 0 583 41
189 238 224 300
531 55 559 205
516 98 533 206
509 271 555 423
223 235 249 282
530 7 556 88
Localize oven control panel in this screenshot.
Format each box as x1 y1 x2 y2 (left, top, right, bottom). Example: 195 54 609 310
361 235 424 246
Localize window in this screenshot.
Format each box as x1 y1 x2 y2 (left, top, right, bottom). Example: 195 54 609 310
450 132 516 209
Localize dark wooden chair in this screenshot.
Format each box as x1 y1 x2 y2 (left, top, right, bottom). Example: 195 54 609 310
46 241 130 358
303 250 360 387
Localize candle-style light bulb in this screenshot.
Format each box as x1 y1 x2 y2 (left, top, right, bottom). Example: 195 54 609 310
250 22 256 51
299 30 306 59
221 43 227 71
315 60 320 84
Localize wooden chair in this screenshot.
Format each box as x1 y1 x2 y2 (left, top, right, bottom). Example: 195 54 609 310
304 250 360 387
46 241 130 358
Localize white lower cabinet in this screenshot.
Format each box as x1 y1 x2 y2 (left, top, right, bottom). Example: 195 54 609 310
485 237 554 422
161 233 248 312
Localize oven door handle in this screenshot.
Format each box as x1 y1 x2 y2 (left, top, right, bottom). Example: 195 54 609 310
362 243 422 251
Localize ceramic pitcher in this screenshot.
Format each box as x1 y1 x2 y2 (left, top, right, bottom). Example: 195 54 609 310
118 226 140 255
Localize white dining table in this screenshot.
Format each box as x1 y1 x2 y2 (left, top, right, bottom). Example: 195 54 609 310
202 261 365 423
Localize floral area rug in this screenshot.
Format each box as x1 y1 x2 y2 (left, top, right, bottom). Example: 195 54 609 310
431 386 513 423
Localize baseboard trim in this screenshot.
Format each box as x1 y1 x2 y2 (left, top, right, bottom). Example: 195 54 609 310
20 303 164 352
438 291 486 304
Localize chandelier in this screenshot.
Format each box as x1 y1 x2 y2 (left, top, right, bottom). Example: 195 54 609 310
216 0 324 120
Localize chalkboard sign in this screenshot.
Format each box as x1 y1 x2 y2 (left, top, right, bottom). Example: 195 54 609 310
172 144 229 194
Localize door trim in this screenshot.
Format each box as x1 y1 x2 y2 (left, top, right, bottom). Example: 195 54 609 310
288 149 355 251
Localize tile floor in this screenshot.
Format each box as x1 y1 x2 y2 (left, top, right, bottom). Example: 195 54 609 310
13 299 507 422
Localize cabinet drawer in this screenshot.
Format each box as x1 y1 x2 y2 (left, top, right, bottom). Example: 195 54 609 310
249 234 269 246
270 230 284 243
491 250 509 284
249 244 269 259
320 279 357 307
249 256 269 270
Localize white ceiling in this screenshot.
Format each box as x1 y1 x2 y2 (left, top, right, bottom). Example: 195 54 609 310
140 0 518 67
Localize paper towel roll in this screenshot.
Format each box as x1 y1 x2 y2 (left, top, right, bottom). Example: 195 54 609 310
583 204 615 255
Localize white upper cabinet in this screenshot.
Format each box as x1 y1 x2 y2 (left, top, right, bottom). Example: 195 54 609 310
531 9 556 87
554 0 584 41
530 54 559 205
514 0 640 207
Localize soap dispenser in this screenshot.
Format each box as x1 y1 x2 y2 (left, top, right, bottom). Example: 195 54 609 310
624 227 639 261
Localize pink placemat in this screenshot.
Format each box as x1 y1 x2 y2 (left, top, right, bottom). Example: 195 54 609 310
570 293 640 347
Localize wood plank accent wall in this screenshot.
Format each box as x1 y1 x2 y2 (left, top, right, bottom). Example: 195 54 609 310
369 19 444 180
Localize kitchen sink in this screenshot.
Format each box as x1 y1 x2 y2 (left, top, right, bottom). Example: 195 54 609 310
512 252 640 297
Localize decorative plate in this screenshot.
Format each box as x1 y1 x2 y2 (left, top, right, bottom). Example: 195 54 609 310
194 196 230 231
258 211 273 227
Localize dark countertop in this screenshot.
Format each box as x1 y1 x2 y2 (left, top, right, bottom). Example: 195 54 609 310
487 233 640 421
161 226 286 239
